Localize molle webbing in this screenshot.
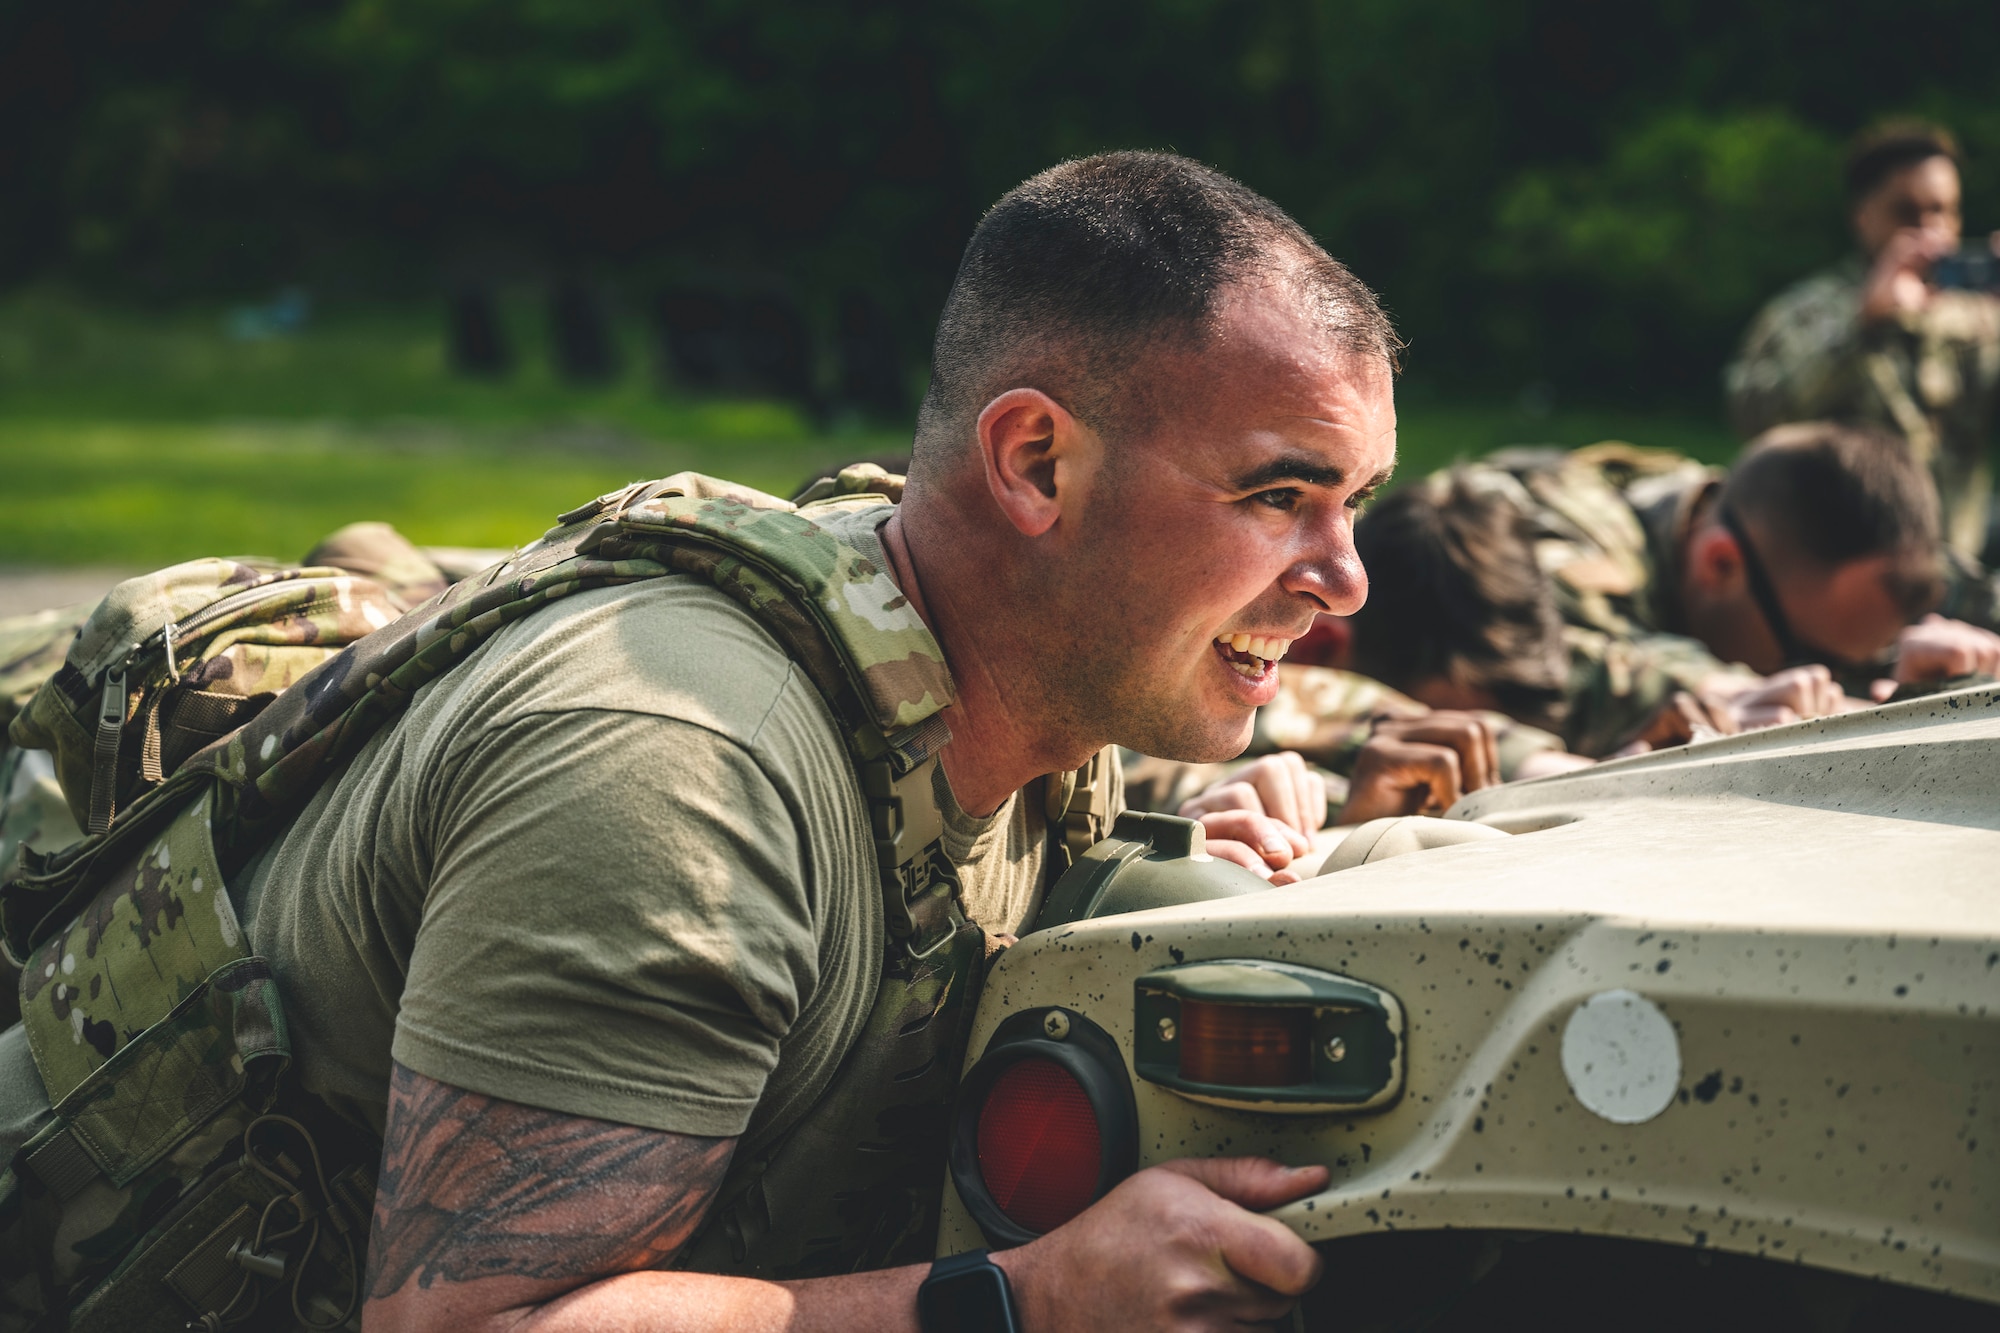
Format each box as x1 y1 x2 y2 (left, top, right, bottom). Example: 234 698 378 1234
1046 747 1116 872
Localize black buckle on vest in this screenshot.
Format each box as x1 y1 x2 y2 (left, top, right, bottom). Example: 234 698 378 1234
862 756 963 957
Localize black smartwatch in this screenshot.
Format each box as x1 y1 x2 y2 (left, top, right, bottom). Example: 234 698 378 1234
917 1248 1021 1333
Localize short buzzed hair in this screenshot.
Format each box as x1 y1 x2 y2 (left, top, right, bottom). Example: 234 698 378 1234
1723 421 1943 617
914 151 1398 456
1347 471 1569 726
1845 121 1960 204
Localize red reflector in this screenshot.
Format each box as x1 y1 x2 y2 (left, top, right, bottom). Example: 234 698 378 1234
975 1058 1103 1234
1178 1000 1311 1086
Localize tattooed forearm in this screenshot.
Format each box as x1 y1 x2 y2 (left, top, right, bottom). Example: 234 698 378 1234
365 1061 736 1301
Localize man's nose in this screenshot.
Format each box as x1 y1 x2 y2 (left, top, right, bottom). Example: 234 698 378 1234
1281 536 1367 617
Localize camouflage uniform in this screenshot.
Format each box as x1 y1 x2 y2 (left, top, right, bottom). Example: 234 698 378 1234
1119 664 1570 823
1726 256 2000 564
1463 445 1759 759
1 606 90 1029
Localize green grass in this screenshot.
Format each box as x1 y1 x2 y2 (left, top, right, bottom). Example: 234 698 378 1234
0 290 1740 568
0 421 886 566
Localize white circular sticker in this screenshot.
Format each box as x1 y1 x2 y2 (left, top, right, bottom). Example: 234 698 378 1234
1560 989 1680 1124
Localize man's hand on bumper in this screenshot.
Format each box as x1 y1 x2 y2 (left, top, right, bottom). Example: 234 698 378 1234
995 1157 1329 1332
1891 614 2000 686
1180 752 1326 884
1336 712 1500 824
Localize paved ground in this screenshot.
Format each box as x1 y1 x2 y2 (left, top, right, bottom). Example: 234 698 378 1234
0 567 135 619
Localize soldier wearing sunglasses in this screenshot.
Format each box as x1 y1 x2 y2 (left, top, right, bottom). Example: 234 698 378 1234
1398 425 2000 757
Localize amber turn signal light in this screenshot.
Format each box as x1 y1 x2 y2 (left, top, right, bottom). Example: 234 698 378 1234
1135 959 1406 1115
1176 1000 1313 1086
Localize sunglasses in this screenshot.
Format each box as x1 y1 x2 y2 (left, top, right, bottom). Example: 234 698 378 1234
1718 504 1897 678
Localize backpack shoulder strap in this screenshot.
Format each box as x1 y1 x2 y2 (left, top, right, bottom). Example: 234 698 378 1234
591 486 962 950
1044 746 1118 873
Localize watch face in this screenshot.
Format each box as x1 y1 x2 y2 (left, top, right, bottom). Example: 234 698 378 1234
918 1265 1017 1333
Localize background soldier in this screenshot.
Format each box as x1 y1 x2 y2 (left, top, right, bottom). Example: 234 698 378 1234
1369 428 1992 756
1725 122 2000 570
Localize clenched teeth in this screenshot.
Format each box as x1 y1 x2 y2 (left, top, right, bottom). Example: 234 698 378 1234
1215 633 1293 663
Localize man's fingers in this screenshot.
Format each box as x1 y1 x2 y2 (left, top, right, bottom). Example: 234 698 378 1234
1384 740 1466 811
1302 767 1328 834
1202 838 1276 879
1197 811 1308 863
1737 704 1800 730
1892 617 2000 683
1256 755 1306 834
1211 752 1325 837
1179 782 1265 820
1155 1159 1328 1298
1733 665 1843 724
1378 714 1498 791
1338 739 1465 825
1892 641 1955 683
1158 1157 1329 1212
1415 745 1468 812
1223 1209 1324 1299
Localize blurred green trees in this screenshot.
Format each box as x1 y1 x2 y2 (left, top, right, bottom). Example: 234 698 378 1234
3 0 1996 407
1487 111 1847 395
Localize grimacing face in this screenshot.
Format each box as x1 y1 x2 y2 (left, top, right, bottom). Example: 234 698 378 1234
1052 282 1397 764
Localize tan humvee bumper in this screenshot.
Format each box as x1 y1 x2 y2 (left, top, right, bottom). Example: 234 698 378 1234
942 686 2000 1303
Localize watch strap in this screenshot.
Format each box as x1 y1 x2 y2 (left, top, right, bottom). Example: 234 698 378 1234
918 1248 1020 1333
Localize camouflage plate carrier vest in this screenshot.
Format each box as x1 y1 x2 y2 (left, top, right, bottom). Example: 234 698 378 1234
1 467 1110 1330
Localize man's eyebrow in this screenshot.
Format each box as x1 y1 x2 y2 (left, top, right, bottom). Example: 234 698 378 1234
1229 455 1350 491
1228 454 1397 492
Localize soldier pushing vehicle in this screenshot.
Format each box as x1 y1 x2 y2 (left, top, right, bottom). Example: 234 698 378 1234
1 153 1487 1332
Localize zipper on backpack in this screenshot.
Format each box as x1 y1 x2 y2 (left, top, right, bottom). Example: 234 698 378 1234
126 573 330 673
98 668 129 730
87 667 131 834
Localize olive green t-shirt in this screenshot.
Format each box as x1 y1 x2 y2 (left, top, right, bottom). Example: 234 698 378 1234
235 513 1092 1143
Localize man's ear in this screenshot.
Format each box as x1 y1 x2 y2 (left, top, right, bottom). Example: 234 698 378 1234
975 388 1094 538
1685 523 1743 595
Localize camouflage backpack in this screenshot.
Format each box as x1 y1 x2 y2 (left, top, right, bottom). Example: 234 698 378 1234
5 522 460 847
8 562 404 843
0 467 1060 1330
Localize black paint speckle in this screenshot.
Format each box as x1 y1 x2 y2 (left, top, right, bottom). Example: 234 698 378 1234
1693 1071 1724 1103
1129 932 1142 952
